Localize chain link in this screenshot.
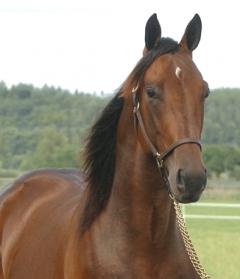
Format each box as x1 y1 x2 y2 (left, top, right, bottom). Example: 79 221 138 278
172 199 211 279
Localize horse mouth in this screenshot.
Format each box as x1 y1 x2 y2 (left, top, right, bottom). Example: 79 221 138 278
175 191 202 204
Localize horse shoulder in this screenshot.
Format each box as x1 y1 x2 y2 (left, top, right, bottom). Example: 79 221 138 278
0 168 87 278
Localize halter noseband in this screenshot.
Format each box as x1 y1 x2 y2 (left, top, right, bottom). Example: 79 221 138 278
132 85 202 171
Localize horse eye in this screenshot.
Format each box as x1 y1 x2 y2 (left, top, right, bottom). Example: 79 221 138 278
146 87 156 98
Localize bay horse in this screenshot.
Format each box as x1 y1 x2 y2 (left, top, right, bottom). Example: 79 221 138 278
0 13 210 278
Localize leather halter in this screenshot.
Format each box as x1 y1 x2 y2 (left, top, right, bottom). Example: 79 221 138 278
132 85 202 170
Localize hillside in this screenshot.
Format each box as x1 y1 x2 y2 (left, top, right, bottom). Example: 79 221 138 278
0 82 239 176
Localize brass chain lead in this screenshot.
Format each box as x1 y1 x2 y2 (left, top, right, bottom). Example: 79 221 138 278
172 199 211 279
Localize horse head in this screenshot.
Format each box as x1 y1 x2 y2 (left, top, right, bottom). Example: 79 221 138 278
129 14 209 203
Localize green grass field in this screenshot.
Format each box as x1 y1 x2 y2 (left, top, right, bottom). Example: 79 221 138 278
187 218 240 279
185 178 240 279
0 176 239 278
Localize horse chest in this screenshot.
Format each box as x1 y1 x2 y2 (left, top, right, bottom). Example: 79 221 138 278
76 242 198 279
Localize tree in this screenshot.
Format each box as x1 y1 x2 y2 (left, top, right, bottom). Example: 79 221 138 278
0 83 239 174
20 127 80 169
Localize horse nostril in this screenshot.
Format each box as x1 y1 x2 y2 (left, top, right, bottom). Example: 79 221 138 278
177 169 184 184
204 167 207 175
176 169 186 193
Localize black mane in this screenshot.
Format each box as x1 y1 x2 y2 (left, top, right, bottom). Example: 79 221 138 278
81 94 124 231
81 37 179 232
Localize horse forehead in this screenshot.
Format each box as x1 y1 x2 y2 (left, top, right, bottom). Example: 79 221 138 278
145 53 201 83
146 54 199 78
145 54 174 78
172 53 200 76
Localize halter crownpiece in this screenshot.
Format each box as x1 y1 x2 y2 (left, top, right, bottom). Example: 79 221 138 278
132 84 139 93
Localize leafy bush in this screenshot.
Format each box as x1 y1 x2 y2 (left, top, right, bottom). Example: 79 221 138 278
203 144 240 178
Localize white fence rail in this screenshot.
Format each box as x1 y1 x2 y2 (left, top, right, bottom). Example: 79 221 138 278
183 202 240 221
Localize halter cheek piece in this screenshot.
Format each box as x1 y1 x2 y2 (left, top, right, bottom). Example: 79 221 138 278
132 85 202 193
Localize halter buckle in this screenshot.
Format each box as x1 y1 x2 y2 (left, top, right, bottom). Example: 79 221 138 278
133 102 140 113
132 84 139 93
132 84 140 114
155 152 163 169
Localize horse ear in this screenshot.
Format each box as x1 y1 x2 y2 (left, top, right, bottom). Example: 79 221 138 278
143 14 161 54
180 14 202 52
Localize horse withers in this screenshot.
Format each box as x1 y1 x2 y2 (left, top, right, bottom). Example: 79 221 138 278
0 14 209 279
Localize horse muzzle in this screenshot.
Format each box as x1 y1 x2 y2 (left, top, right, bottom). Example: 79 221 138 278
172 166 207 203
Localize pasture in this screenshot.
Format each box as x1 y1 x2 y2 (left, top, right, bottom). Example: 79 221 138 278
185 179 240 278
186 207 240 279
0 176 239 278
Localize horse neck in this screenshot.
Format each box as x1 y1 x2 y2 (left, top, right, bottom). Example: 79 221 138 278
99 104 199 278
84 98 199 278
108 100 177 249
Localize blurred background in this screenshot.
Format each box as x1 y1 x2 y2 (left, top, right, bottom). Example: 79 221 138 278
0 1 239 278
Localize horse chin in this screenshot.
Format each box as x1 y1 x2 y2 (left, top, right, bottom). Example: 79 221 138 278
174 191 202 204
